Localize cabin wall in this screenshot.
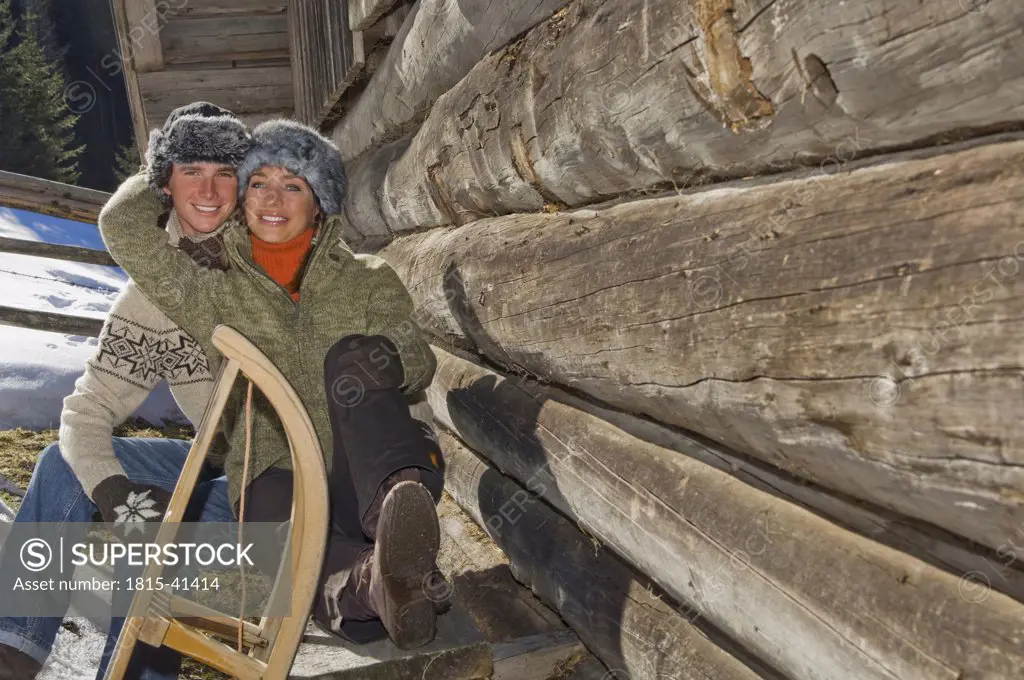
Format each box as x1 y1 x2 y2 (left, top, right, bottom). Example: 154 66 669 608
324 1 1024 678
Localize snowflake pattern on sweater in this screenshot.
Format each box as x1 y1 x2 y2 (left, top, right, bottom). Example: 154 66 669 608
96 313 212 387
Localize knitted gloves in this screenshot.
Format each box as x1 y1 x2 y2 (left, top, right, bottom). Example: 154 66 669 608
92 474 171 527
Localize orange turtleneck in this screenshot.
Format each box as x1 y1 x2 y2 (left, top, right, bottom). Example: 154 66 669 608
250 228 314 300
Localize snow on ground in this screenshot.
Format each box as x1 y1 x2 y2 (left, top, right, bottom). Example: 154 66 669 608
0 207 183 429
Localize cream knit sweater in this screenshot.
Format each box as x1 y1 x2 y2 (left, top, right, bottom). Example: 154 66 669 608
58 213 224 499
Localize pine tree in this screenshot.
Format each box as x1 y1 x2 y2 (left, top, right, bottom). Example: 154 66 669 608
113 136 143 183
0 0 84 184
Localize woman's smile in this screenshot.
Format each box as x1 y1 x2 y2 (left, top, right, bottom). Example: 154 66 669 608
244 165 320 244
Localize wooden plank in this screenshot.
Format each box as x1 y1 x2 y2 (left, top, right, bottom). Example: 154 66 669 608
289 609 493 679
362 2 410 50
123 0 164 72
427 348 1024 680
138 65 293 90
161 15 289 64
491 630 589 680
341 0 1024 245
439 431 766 680
381 137 1024 552
348 0 399 31
0 306 104 337
0 237 116 267
163 14 286 37
327 0 569 161
163 0 288 18
0 170 110 224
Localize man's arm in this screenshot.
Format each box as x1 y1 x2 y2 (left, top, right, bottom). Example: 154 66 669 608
98 172 225 344
358 255 437 394
58 297 155 500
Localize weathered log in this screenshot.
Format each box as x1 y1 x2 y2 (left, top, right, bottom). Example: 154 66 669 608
381 137 1024 550
343 0 1024 246
0 171 110 224
553 387 1024 603
439 429 766 680
425 345 1024 680
0 306 103 337
348 0 400 31
327 0 571 161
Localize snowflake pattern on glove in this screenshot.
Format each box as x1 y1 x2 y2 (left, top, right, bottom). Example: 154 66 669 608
113 489 164 533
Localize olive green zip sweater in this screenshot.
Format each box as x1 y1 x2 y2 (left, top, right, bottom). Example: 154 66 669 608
99 174 436 512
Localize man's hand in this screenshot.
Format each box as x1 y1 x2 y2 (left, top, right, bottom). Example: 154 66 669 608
92 474 172 527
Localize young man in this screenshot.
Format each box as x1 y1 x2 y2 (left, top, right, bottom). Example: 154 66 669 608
0 102 250 680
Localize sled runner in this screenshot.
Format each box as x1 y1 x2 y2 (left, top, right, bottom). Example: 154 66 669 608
103 325 330 680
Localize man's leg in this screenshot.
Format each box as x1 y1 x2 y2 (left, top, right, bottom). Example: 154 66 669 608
0 437 198 678
92 448 236 680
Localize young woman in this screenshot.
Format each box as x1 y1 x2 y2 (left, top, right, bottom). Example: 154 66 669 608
99 119 446 651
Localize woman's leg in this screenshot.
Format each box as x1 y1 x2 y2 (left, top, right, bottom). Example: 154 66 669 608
322 334 449 648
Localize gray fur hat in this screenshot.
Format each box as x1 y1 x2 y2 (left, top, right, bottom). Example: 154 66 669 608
236 119 346 216
145 102 251 200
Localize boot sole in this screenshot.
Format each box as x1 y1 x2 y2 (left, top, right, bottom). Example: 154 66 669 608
376 481 441 649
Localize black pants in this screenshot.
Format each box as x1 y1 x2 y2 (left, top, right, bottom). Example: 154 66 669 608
241 336 444 642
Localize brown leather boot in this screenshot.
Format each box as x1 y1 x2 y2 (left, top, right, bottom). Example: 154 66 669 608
0 645 42 680
368 480 440 649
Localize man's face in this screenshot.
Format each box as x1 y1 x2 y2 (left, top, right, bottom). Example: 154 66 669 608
164 163 238 236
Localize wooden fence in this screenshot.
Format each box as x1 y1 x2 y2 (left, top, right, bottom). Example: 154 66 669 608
0 171 113 337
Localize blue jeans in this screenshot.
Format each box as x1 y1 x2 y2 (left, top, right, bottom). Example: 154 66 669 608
0 438 234 680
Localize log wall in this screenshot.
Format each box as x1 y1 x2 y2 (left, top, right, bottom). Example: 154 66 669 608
341 0 1024 248
381 138 1024 552
324 0 1023 676
424 345 1024 680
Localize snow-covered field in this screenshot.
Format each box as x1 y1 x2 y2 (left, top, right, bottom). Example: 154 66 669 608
0 207 187 676
0 207 183 429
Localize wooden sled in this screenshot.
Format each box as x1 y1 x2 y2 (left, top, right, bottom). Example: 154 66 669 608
103 325 330 680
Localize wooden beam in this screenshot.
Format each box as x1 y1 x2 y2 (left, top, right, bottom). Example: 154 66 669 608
381 137 1024 551
0 306 103 337
123 0 164 73
341 0 1024 246
327 0 569 161
426 347 1024 680
0 170 110 224
440 431 768 680
0 237 116 267
139 66 294 117
348 0 400 31
110 0 151 147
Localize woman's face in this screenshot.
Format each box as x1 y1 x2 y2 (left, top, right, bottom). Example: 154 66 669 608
243 165 319 243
